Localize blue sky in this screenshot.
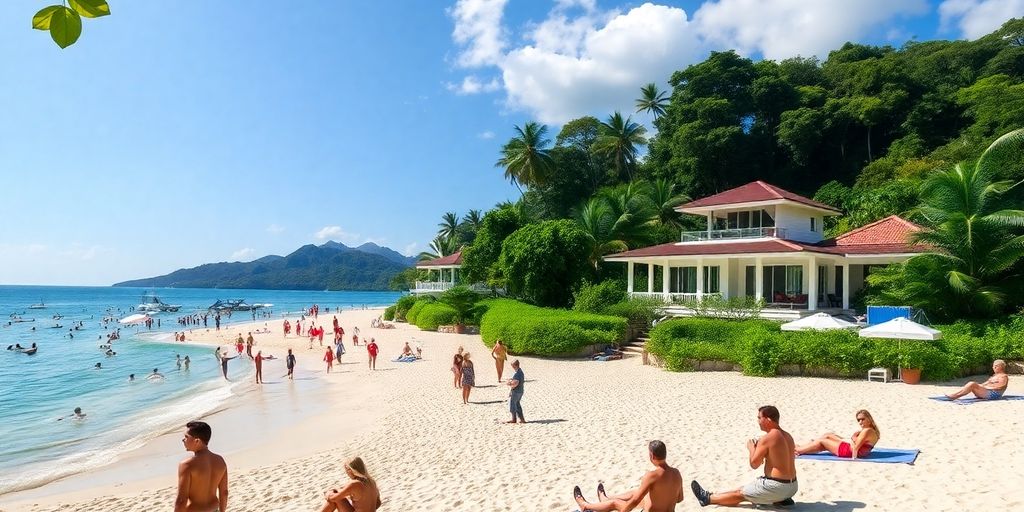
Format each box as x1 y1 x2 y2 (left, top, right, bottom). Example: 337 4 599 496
0 0 1019 285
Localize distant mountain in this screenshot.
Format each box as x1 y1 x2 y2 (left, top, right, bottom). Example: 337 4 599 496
112 242 413 290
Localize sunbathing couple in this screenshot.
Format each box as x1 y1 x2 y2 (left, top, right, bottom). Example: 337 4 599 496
573 406 799 511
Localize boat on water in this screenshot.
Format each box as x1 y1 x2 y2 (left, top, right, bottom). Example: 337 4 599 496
136 293 182 313
28 300 46 310
207 299 266 312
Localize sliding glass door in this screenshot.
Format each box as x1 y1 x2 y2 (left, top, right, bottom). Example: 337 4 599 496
762 265 803 299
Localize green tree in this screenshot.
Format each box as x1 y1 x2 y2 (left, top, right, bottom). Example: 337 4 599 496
418 236 459 262
635 83 669 119
593 112 647 183
496 122 555 194
460 206 524 285
498 220 592 307
439 285 480 325
644 178 690 231
437 211 461 241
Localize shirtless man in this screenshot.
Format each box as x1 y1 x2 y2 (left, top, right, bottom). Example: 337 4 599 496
573 440 683 512
946 359 1009 400
691 405 797 507
175 421 228 512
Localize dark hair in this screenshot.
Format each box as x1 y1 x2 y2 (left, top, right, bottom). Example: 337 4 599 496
186 421 212 444
758 405 780 423
648 440 667 460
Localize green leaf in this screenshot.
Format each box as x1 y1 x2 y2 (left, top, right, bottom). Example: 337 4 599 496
49 7 83 49
69 0 111 18
32 5 62 30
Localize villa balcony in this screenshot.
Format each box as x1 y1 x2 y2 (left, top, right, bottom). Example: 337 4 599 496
680 227 785 242
631 291 722 304
411 281 501 295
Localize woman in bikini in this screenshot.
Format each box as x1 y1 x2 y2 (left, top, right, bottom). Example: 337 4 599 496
796 409 879 459
451 346 464 389
321 456 381 512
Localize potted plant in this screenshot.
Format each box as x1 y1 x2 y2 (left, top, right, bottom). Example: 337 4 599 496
439 285 478 334
899 346 925 385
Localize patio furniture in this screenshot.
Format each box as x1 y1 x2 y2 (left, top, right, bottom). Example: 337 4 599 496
867 367 890 383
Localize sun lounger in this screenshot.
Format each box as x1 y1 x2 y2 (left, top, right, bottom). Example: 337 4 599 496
929 395 1024 404
798 448 919 464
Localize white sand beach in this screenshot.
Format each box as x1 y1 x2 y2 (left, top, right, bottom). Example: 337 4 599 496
2 308 1022 511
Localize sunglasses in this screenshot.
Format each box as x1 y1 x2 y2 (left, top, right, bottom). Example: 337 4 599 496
856 417 868 422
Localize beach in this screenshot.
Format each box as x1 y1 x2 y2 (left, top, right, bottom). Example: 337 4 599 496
2 307 1023 511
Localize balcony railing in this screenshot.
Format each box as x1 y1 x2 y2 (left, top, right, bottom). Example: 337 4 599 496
412 282 499 294
630 291 722 304
680 227 785 242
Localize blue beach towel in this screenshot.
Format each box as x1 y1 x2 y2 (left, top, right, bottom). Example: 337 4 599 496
798 448 919 464
392 356 417 362
929 395 1024 404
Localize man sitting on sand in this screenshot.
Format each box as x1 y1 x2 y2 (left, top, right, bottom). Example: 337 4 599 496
691 405 797 507
946 359 1009 400
175 421 228 512
573 440 683 512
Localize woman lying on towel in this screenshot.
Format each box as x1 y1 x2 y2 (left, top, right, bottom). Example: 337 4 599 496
592 347 624 361
795 409 879 459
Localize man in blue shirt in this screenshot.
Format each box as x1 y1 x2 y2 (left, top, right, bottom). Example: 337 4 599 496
506 359 525 424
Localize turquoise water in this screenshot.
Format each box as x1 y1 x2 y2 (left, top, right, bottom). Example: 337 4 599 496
0 285 401 494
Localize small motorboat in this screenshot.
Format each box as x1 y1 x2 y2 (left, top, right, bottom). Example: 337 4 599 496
28 301 46 310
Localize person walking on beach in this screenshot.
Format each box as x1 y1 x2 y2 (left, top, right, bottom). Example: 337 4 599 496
506 359 525 424
451 346 464 389
367 338 378 370
219 350 238 381
460 352 475 404
320 456 381 512
246 332 254 359
491 339 508 382
254 351 265 384
235 334 244 355
691 405 797 507
573 440 683 512
286 349 296 380
175 421 228 512
335 337 345 364
945 359 1009 400
324 345 335 373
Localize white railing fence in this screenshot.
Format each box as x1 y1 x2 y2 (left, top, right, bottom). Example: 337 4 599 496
680 227 786 242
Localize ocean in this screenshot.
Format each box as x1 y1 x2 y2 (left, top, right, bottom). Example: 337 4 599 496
0 285 401 495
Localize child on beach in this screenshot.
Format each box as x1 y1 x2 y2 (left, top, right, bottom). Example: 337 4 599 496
324 346 334 373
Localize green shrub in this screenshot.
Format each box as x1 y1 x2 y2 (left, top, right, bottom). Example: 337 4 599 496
573 280 626 313
439 285 480 325
479 299 627 356
383 305 396 321
601 296 663 325
406 299 429 325
394 295 421 321
413 302 458 331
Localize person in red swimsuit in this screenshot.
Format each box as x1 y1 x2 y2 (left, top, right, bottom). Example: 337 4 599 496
795 409 879 459
323 346 334 373
366 338 378 370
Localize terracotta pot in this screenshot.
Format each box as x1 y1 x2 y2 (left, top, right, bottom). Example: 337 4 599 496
454 324 466 334
900 368 922 384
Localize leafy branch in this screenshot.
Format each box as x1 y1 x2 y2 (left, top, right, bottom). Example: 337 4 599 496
33 0 110 49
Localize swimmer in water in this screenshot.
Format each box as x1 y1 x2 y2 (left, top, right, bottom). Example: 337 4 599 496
57 407 87 421
129 374 135 382
94 362 102 369
147 368 165 380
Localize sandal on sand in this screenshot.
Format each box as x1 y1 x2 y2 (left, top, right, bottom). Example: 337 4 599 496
597 482 606 499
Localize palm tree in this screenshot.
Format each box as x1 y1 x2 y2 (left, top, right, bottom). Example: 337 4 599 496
593 112 647 182
438 211 461 240
575 184 659 268
462 209 483 232
635 83 669 119
417 235 459 262
576 197 628 269
643 178 690 230
897 129 1024 316
496 122 555 195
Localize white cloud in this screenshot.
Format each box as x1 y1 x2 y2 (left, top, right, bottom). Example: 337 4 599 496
449 0 510 67
693 0 929 61
402 242 419 256
477 130 496 139
231 248 255 261
939 0 1024 39
266 223 285 234
446 0 942 124
314 226 361 244
446 75 501 95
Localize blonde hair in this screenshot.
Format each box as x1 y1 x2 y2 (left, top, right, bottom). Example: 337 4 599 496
857 409 879 438
345 457 376 488
463 352 471 361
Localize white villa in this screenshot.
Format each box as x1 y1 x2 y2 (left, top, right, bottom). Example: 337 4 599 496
411 251 495 295
604 181 927 319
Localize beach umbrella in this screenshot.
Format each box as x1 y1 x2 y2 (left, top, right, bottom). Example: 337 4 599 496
780 312 858 331
118 313 150 325
859 317 941 382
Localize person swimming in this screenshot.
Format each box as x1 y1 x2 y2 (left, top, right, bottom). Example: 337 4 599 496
147 368 165 380
128 374 136 382
57 407 87 421
94 362 102 369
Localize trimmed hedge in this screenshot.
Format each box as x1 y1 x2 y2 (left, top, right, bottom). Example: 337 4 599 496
648 317 1024 380
383 305 396 321
413 302 458 331
405 299 429 325
393 295 422 321
480 299 628 356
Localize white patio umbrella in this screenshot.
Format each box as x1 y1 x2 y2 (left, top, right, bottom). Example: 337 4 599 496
780 312 858 331
119 313 150 325
859 317 942 381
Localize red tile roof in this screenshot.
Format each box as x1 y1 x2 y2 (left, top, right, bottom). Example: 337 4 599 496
605 216 928 259
680 181 841 213
416 250 462 267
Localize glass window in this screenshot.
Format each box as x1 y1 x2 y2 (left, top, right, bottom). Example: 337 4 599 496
817 265 827 302
761 209 775 227
703 266 720 293
751 210 762 228
785 265 803 295
727 212 738 229
745 266 755 297
810 218 816 232
738 211 750 229
671 267 697 293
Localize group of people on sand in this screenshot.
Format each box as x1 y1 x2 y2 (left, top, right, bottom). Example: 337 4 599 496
571 360 1012 511
174 420 381 511
448 340 526 423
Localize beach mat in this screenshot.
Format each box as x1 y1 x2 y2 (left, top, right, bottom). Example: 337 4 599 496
799 448 919 464
929 395 1024 404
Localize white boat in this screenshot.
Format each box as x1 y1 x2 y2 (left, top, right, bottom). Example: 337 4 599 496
136 293 181 313
28 300 46 310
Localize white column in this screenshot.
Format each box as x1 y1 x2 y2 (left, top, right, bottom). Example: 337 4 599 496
696 258 704 300
451 267 456 284
808 257 818 311
647 263 654 293
721 260 730 299
754 256 764 302
842 263 850 310
662 259 671 302
627 261 635 294
707 212 713 236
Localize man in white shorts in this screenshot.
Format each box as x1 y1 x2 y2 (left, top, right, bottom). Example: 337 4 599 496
691 405 798 507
